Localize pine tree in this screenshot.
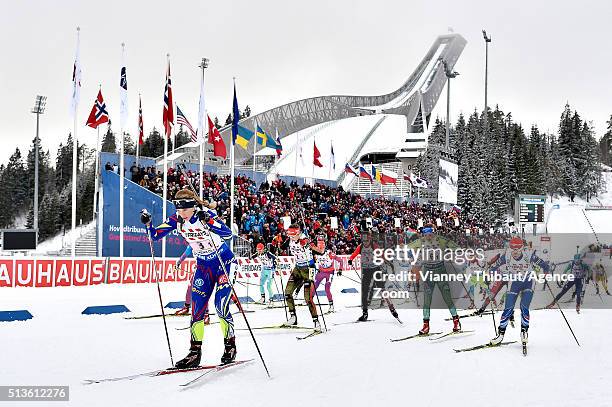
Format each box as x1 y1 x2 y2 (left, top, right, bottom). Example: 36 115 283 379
101 124 117 153
122 133 136 155
225 113 233 126
243 105 252 118
214 116 221 130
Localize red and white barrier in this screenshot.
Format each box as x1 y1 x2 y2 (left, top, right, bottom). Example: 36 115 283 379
0 255 361 288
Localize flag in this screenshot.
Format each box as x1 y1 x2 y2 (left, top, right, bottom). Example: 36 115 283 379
119 46 128 129
380 169 397 185
162 59 174 138
207 115 226 158
330 143 336 170
359 165 373 182
344 163 357 175
256 125 281 149
70 29 82 120
176 105 197 141
231 83 240 145
86 89 109 129
313 141 323 168
138 95 144 145
275 130 283 158
405 172 429 188
235 125 254 150
196 68 206 144
371 165 381 183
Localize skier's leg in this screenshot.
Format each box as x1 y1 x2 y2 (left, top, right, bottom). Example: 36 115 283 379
553 280 576 303
284 267 304 315
259 270 267 298
438 279 458 317
303 268 318 319
324 273 333 303
518 280 534 330
214 276 234 340
575 278 584 307
361 268 375 314
312 271 324 301
422 280 435 321
266 269 274 300
499 282 519 331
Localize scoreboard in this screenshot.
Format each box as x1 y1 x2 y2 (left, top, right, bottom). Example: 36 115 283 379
516 195 546 224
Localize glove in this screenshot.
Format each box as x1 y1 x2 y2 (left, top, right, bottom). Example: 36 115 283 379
140 209 152 225
196 209 211 224
337 270 343 276
348 258 353 267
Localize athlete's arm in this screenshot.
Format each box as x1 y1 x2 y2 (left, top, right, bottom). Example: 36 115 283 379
148 215 179 241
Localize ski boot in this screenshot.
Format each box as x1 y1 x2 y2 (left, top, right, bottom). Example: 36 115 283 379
221 336 237 365
545 302 556 309
356 310 368 322
174 303 191 316
418 319 430 335
576 303 581 314
489 327 505 346
284 312 298 326
452 315 461 332
313 318 322 332
327 302 335 314
474 307 485 316
258 294 266 304
175 340 202 369
607 290 611 296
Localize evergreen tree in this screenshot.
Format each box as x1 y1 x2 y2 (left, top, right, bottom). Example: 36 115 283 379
122 133 136 155
214 116 221 130
243 105 252 118
225 113 233 126
101 124 117 153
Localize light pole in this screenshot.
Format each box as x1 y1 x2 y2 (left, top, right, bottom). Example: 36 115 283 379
31 95 47 232
442 60 459 150
482 30 492 135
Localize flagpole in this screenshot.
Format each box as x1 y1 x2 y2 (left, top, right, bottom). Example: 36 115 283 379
230 77 237 251
198 58 209 200
70 27 80 258
311 140 315 185
252 119 257 183
162 54 170 258
93 101 100 222
119 42 127 258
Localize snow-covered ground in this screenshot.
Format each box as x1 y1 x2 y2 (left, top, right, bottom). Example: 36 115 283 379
2 278 611 407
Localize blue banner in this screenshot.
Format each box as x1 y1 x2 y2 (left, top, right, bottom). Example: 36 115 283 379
101 170 187 257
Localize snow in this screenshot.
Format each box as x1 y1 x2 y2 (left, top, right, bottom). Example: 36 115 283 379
2 271 612 407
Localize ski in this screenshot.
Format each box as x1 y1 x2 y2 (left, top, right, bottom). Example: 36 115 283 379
180 359 254 387
332 319 375 326
390 332 443 342
429 330 476 341
84 362 240 385
124 313 188 320
444 310 493 321
236 324 312 331
297 330 323 340
454 341 517 353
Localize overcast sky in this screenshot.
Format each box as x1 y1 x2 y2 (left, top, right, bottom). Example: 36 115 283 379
1 0 611 165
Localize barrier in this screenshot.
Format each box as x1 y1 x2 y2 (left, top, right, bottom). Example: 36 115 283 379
341 288 359 293
0 310 33 322
165 301 186 309
82 305 130 315
0 256 361 288
238 296 256 304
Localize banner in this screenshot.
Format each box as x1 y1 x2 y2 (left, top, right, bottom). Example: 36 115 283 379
0 255 361 288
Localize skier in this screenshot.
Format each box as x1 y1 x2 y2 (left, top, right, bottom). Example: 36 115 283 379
406 225 462 334
251 243 276 304
489 237 551 352
594 260 610 295
173 245 211 323
312 236 341 313
141 189 237 368
349 228 399 322
546 254 591 313
283 224 322 330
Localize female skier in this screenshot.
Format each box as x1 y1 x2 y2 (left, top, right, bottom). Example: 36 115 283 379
546 254 590 313
283 224 321 330
141 189 237 368
251 243 276 304
489 237 551 354
312 236 341 314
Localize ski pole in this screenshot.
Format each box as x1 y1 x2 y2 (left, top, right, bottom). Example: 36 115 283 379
144 228 174 366
268 251 289 320
545 282 580 346
311 276 328 332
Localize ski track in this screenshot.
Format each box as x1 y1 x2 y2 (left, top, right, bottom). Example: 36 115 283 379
2 280 611 407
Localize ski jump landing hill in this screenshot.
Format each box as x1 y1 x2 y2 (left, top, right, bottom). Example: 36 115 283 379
212 33 466 183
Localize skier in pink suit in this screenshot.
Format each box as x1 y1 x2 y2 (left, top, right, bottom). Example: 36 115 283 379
311 236 341 313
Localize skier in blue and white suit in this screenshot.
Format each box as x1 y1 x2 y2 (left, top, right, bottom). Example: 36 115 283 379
489 237 551 347
140 189 237 368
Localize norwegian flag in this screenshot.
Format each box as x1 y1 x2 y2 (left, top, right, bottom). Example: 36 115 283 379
162 60 174 138
86 89 109 129
176 106 196 142
138 95 144 145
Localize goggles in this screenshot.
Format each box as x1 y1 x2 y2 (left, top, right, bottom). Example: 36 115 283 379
173 199 198 209
421 227 434 235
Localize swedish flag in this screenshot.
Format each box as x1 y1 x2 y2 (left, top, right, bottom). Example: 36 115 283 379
256 125 281 149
